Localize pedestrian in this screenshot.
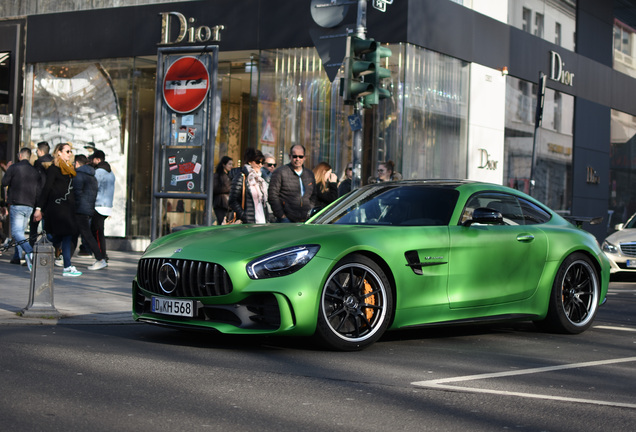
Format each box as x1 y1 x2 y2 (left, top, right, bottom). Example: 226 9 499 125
369 160 402 183
1 147 41 271
312 161 339 211
33 143 82 277
30 141 53 246
260 153 276 183
228 148 269 224
213 156 233 225
73 154 107 270
338 162 353 197
89 149 115 262
268 144 316 223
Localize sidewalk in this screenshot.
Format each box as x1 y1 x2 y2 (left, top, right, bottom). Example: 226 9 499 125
0 247 142 325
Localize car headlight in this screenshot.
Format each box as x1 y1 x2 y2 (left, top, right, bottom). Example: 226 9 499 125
246 245 320 279
602 241 618 254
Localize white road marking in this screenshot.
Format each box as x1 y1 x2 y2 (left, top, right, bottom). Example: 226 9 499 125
594 325 636 332
412 357 636 409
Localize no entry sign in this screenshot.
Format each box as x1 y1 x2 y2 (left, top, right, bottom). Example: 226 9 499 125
163 56 210 113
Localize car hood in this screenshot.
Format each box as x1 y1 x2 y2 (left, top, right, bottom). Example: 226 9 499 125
604 228 636 245
143 223 379 261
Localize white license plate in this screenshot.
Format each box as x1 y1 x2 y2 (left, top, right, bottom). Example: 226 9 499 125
151 297 194 317
627 260 636 268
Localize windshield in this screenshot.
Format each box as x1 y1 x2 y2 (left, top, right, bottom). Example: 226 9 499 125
311 184 459 226
625 213 636 229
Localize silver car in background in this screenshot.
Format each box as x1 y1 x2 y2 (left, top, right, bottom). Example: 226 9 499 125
602 213 636 274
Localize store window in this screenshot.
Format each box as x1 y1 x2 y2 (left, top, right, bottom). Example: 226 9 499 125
257 47 350 177
257 44 469 185
0 52 9 165
23 59 144 238
398 44 469 180
609 109 636 232
509 0 576 51
504 76 573 214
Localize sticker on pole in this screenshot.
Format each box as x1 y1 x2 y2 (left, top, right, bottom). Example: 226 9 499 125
163 56 210 114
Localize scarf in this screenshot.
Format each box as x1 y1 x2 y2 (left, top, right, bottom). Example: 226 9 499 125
245 164 268 224
59 159 77 177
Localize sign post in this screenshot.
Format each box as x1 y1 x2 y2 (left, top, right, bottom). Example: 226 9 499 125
151 46 219 240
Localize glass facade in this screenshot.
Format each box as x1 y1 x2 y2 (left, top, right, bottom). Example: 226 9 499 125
19 43 470 239
504 76 574 214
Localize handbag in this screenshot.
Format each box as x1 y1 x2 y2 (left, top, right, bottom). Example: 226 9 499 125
222 174 245 225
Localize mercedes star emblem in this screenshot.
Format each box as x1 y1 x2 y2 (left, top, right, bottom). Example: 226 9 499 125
158 262 179 294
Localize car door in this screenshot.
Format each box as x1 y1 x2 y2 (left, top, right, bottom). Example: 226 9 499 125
447 192 549 309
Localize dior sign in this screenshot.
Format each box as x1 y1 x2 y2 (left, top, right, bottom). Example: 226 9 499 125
478 149 498 170
550 51 574 86
159 12 224 45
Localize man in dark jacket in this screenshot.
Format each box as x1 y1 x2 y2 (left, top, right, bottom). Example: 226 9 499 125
268 144 316 222
73 154 107 270
30 141 53 246
1 147 41 270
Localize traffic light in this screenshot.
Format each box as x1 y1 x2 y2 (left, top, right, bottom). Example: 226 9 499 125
362 42 392 107
341 35 375 105
340 36 392 108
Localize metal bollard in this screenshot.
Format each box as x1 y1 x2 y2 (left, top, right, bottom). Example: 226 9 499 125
21 241 61 318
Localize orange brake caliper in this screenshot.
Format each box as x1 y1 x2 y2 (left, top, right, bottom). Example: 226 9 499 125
363 279 375 321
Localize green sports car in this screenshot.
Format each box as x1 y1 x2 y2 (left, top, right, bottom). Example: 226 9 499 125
133 180 610 350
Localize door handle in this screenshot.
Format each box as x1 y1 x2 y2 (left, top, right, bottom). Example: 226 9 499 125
516 234 535 242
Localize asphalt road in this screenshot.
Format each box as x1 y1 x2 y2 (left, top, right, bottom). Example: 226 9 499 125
1 282 634 431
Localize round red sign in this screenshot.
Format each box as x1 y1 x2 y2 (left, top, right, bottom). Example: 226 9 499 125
163 56 210 113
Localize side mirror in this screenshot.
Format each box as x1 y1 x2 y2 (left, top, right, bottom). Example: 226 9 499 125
464 207 503 227
615 223 624 231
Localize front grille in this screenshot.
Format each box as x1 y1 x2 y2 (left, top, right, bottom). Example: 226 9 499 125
620 242 636 257
137 258 233 297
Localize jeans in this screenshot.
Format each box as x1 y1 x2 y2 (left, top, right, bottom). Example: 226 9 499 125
9 205 34 258
51 234 73 268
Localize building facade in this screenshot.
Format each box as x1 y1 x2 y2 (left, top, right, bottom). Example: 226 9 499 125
1 0 635 248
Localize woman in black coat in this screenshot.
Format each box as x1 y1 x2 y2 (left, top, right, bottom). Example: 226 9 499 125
33 142 82 277
213 156 233 224
228 148 269 224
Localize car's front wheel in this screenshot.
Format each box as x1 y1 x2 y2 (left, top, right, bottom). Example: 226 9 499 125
315 254 393 351
536 252 600 334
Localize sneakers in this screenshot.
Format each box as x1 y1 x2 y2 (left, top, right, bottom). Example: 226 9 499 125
63 266 82 277
87 259 108 271
25 253 33 272
55 257 64 267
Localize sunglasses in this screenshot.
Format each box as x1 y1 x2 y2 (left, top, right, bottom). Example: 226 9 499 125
267 163 276 167
291 154 305 159
255 160 264 165
64 149 73 154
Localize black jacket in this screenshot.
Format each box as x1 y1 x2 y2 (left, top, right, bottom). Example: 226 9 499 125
36 164 77 237
1 159 41 207
315 181 338 209
213 171 231 210
268 164 316 222
228 167 270 224
73 164 98 216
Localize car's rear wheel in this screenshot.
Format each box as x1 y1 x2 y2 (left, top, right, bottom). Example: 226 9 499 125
536 252 599 334
315 254 393 351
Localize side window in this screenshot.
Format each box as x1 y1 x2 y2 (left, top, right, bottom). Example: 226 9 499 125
518 197 551 225
460 193 525 226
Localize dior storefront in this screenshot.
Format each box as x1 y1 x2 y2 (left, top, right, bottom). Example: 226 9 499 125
1 0 636 248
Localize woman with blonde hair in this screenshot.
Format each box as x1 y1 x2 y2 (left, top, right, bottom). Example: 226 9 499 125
312 161 338 210
33 142 82 277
